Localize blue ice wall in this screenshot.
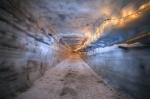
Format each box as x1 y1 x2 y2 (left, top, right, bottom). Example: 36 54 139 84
84 47 150 99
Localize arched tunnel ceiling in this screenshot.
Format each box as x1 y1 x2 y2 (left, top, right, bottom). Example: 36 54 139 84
0 0 150 50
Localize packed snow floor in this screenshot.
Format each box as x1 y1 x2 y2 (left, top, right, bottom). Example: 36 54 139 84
16 56 130 99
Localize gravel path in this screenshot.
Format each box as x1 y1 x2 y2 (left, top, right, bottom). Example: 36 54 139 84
16 57 129 99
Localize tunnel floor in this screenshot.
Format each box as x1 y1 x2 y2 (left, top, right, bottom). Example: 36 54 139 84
16 55 130 99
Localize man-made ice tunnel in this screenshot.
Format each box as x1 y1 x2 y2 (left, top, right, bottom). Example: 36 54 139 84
0 0 150 99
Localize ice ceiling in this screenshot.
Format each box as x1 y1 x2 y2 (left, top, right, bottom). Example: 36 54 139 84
0 0 150 50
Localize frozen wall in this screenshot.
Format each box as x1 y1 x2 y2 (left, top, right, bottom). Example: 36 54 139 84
0 27 61 99
0 1 61 99
84 46 150 99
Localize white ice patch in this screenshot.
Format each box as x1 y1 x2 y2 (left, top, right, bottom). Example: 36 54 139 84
87 45 118 55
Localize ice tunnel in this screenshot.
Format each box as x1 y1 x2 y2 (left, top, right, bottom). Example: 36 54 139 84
0 0 150 99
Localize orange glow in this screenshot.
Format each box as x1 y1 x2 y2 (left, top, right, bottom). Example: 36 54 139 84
57 41 85 59
122 6 135 17
76 2 150 51
139 2 150 10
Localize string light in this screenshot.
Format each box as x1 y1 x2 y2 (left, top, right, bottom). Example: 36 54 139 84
75 2 150 51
